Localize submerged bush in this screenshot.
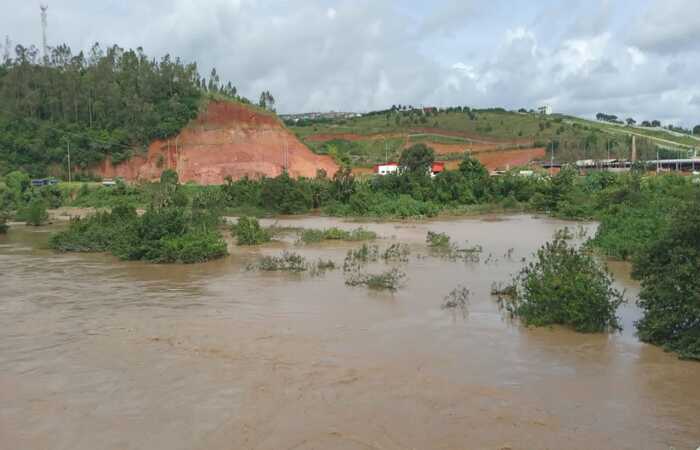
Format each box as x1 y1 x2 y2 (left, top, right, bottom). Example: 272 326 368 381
633 195 700 360
255 251 309 272
298 227 377 244
233 216 271 245
442 285 470 312
382 243 410 262
49 199 228 264
0 212 8 234
158 231 228 263
21 198 49 226
426 231 451 248
504 238 624 333
345 268 405 291
343 243 380 272
426 231 482 262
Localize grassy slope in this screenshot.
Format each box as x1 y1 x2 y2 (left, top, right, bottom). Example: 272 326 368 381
291 109 700 166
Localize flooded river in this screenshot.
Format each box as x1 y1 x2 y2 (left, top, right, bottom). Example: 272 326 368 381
0 215 698 450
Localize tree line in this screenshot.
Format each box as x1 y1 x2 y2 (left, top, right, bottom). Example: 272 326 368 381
0 42 275 176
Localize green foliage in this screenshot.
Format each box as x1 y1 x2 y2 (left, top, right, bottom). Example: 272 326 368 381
157 231 228 264
233 216 271 245
399 143 435 175
633 194 700 360
590 174 694 260
458 156 488 179
21 198 49 226
426 231 451 248
345 268 405 291
254 251 309 272
297 227 376 244
49 185 228 264
0 211 8 234
505 238 624 333
0 43 213 175
260 172 313 214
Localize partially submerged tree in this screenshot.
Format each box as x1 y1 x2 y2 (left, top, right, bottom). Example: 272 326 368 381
634 194 700 360
502 238 624 333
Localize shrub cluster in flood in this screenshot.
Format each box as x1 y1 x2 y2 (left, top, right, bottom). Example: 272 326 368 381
442 285 470 312
345 268 405 291
297 227 377 244
248 251 336 276
426 231 482 262
341 243 408 291
500 238 624 333
49 171 228 264
233 216 271 245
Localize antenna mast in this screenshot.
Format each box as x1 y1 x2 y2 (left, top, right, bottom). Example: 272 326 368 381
2 36 10 63
40 4 48 64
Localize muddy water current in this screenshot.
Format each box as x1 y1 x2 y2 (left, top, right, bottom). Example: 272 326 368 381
0 215 698 450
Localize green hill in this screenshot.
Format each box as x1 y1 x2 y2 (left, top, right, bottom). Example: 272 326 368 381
289 107 700 167
0 43 245 177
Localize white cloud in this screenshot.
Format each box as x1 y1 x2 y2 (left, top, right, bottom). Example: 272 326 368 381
0 0 698 125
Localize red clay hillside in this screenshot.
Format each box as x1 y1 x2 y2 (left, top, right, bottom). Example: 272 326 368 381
94 100 338 184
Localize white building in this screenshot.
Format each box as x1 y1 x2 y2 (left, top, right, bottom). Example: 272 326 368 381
373 162 399 175
538 105 552 115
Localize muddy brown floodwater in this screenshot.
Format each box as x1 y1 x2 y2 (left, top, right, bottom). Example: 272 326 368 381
0 215 698 450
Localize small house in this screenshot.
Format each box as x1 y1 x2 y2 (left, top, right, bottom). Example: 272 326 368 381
374 162 399 176
431 162 445 177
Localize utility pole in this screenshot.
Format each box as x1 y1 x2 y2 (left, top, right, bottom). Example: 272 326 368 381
40 4 49 65
67 141 72 183
656 149 660 174
550 140 555 176
2 36 10 63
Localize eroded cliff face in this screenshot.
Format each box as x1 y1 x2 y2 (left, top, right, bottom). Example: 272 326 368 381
94 101 338 184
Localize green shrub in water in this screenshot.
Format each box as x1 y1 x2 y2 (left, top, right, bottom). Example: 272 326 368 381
505 238 624 333
633 194 700 360
298 227 377 244
426 231 451 248
22 198 49 226
345 268 405 291
233 216 271 245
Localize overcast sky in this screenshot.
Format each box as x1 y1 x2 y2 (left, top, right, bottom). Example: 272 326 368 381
2 0 699 126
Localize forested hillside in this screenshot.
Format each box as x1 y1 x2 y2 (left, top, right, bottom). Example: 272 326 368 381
0 43 238 176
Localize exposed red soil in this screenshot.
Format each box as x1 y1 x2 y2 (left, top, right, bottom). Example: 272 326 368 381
443 147 546 171
304 128 533 147
303 132 403 143
352 147 546 176
403 141 530 155
94 101 338 184
410 127 533 145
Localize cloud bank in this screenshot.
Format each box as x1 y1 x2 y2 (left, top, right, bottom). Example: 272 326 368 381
1 0 699 126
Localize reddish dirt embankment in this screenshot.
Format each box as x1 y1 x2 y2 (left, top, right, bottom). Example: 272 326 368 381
443 147 546 171
94 101 338 184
